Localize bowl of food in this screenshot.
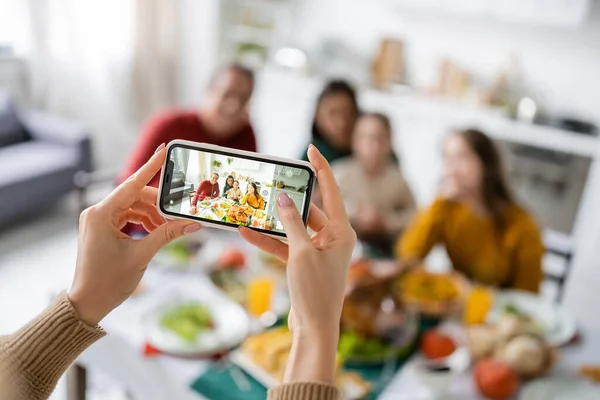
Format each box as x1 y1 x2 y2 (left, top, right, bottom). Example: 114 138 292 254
397 268 469 317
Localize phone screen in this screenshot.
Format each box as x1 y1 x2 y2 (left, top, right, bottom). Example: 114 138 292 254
160 144 315 237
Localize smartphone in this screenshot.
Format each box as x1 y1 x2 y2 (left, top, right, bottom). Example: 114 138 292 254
157 140 316 238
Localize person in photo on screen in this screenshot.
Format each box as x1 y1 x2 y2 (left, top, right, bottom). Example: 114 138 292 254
227 180 243 202
118 63 257 188
222 175 235 196
241 182 265 210
190 173 220 214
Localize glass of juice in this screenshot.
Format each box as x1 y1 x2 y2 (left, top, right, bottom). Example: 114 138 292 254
247 276 275 317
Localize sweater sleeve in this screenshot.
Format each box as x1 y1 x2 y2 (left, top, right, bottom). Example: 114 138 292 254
268 382 342 400
511 217 544 293
396 198 448 261
0 293 105 400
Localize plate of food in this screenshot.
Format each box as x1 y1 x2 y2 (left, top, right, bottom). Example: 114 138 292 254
397 268 470 317
342 259 420 365
144 293 249 357
225 205 252 226
486 290 577 347
230 327 371 399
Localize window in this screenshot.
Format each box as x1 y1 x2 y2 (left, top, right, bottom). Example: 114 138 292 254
0 0 31 55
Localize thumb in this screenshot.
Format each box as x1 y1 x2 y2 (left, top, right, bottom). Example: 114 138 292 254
139 219 201 259
276 193 310 245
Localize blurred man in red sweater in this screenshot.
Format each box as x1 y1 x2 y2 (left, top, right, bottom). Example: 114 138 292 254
119 64 257 187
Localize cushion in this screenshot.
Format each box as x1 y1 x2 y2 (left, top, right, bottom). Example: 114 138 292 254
0 141 78 186
0 92 29 148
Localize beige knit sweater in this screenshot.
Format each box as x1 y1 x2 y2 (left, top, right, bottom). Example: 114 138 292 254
0 294 341 400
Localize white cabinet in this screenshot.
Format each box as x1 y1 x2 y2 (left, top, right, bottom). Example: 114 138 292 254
389 0 591 28
267 188 306 228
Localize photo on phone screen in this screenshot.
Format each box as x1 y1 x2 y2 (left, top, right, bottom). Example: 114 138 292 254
160 144 314 236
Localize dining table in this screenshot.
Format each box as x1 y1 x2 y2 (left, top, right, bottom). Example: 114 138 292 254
67 230 600 400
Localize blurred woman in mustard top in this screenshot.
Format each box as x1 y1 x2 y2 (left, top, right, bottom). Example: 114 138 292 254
397 129 544 293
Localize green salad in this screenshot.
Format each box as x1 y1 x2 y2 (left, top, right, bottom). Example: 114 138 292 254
160 302 213 342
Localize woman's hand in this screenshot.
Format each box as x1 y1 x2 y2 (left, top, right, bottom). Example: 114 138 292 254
240 145 356 384
68 145 201 325
190 206 198 215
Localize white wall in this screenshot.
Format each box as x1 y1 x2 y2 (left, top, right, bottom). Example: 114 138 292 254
294 0 600 125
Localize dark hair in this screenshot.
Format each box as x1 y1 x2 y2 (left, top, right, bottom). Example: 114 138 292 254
311 80 359 145
358 112 399 163
210 63 254 87
226 175 234 183
212 172 219 178
247 182 259 194
454 128 514 231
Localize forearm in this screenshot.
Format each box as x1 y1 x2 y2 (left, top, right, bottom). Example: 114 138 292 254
268 329 342 400
284 330 338 384
0 293 105 400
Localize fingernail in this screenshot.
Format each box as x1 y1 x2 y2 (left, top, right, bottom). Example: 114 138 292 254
183 223 201 234
277 193 293 207
154 143 165 153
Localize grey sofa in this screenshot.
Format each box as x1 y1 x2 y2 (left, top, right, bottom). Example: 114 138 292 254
0 91 93 227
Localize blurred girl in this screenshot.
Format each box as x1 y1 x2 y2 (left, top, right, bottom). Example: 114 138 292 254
222 175 235 197
334 113 415 256
227 180 243 202
398 129 543 292
301 80 359 163
241 182 265 210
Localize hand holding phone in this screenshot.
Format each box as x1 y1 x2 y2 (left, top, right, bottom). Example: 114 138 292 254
157 141 316 238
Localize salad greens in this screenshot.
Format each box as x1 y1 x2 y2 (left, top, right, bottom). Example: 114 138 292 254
160 302 213 342
338 331 400 362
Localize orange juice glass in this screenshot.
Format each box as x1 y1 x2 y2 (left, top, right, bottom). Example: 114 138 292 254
247 277 275 316
464 286 494 325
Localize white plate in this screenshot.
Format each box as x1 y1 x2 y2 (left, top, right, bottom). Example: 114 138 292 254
520 378 600 400
487 290 577 346
229 350 369 400
144 292 249 357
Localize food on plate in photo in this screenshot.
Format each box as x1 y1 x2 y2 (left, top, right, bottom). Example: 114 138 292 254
210 207 226 220
160 302 214 342
474 358 519 400
226 205 250 226
219 202 232 210
420 330 457 360
200 199 210 207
